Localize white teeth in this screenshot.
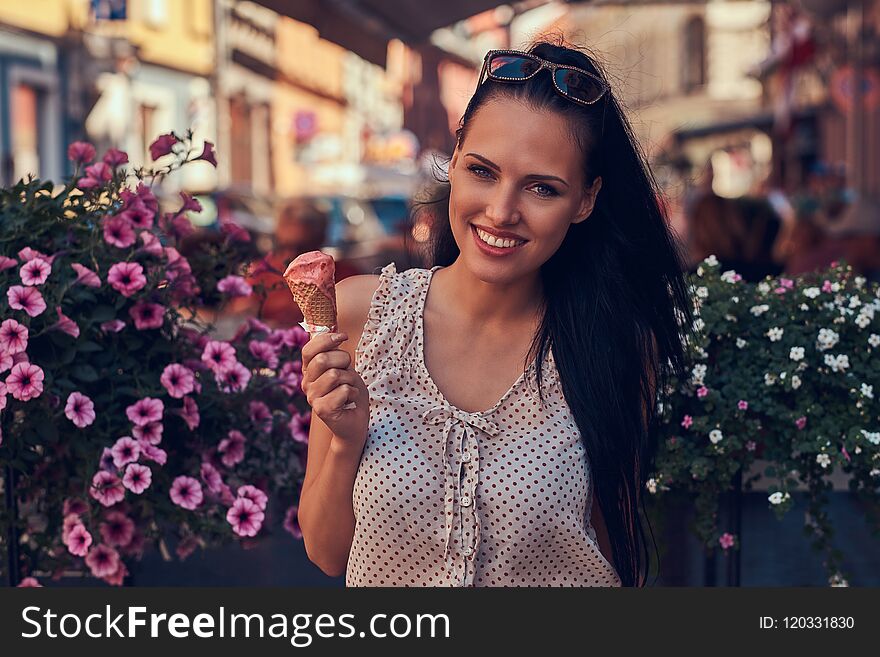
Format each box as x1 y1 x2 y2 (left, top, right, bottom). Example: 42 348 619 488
476 228 524 249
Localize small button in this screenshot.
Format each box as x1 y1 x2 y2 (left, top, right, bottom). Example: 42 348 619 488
461 452 472 463
462 546 473 556
461 495 472 507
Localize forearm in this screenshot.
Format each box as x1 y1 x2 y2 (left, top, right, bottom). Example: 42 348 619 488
298 438 363 576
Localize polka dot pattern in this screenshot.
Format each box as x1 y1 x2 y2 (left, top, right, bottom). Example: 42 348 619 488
348 263 622 587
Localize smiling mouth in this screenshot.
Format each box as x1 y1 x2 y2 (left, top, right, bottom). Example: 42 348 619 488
472 225 528 248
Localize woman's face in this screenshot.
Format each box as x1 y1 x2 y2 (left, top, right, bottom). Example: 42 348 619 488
448 96 601 283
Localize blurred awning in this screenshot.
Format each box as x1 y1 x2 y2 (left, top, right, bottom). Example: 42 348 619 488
251 0 506 66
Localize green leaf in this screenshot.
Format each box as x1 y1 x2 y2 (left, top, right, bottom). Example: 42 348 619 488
90 305 117 322
72 364 99 382
77 341 103 353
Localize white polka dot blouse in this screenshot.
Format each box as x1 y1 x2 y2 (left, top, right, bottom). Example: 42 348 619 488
347 262 622 587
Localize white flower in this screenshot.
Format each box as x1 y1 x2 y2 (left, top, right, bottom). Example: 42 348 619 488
824 354 850 372
757 282 771 294
693 318 705 332
829 573 850 587
764 372 777 386
789 346 805 361
766 327 784 342
768 491 790 505
691 363 707 386
709 429 723 444
860 430 880 445
871 468 880 477
855 276 866 289
736 338 747 349
696 286 709 299
816 453 831 469
696 266 704 277
791 375 802 389
803 287 821 299
646 478 657 494
720 270 739 284
861 384 874 399
855 314 871 329
869 334 880 348
731 296 739 303
831 282 841 292
780 371 787 379
703 255 718 267
816 328 840 351
750 304 770 317
849 296 862 308
800 303 810 311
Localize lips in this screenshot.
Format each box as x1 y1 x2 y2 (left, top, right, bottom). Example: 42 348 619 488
472 224 528 242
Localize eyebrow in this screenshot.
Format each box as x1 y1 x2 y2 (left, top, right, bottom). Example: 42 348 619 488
464 152 569 188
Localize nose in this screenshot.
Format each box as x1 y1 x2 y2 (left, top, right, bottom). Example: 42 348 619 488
485 183 522 224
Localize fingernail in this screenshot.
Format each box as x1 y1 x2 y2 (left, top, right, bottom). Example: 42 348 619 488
333 333 346 341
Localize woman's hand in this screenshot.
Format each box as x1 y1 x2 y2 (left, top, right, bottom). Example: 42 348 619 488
300 332 370 452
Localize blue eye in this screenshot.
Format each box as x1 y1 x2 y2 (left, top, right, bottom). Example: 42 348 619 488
532 183 559 198
467 164 493 178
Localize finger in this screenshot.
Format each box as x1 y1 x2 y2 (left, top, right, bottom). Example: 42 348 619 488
301 332 348 370
307 367 355 402
313 384 357 417
302 350 350 387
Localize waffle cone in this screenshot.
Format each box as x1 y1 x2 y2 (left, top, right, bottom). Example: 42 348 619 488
287 280 337 332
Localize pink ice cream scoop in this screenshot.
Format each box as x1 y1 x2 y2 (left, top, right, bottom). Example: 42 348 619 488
283 251 338 335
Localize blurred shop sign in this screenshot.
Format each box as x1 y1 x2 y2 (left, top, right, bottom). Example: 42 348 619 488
295 133 343 164
293 110 318 143
831 66 880 113
363 130 418 166
91 0 127 20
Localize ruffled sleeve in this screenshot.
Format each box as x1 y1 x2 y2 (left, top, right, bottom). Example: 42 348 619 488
354 261 398 377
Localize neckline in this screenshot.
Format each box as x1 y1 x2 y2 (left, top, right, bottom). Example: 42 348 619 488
416 265 539 417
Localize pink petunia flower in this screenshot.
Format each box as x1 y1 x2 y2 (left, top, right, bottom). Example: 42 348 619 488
175 536 201 561
62 513 83 544
107 261 147 297
177 191 202 213
249 400 273 433
53 307 80 338
129 301 165 330
681 414 693 429
179 395 200 430
218 430 246 468
78 161 112 189
217 275 252 298
85 544 120 579
0 255 17 271
17 577 42 587
67 141 96 164
126 397 164 426
71 263 101 287
65 392 96 428
220 219 250 243
139 230 163 256
132 421 163 445
100 511 135 548
66 523 93 557
696 386 708 398
90 471 125 507
103 560 128 586
201 340 237 374
822 279 833 293
195 141 218 167
289 411 310 444
160 363 195 398
100 319 126 333
170 476 203 510
19 256 51 286
111 436 140 468
103 215 137 248
99 447 116 472
5 362 44 401
123 463 152 494
0 356 10 376
249 340 279 369
0 319 28 354
139 443 167 466
237 485 268 511
17 247 52 263
737 400 748 411
216 361 251 394
283 505 302 539
7 285 47 317
102 148 128 168
841 446 851 462
149 133 179 160
120 199 154 230
64 497 89 516
719 533 735 550
227 497 264 537
278 361 302 396
795 416 807 430
200 461 223 494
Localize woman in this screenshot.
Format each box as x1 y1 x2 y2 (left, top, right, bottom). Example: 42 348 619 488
297 40 694 587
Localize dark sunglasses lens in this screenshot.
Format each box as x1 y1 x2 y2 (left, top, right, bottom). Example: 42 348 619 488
554 68 606 103
489 55 540 78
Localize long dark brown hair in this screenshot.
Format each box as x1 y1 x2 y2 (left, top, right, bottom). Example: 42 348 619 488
410 38 695 586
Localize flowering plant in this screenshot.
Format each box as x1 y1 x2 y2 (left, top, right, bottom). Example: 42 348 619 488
1 134 309 586
650 255 880 585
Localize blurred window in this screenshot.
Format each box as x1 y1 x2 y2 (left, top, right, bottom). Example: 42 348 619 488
682 16 707 93
11 83 41 181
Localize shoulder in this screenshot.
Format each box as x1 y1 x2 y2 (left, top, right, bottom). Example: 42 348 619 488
335 274 381 359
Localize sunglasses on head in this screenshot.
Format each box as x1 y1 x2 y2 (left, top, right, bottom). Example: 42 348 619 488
476 49 610 106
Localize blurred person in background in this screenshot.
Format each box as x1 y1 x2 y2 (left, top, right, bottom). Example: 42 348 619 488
230 199 360 328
